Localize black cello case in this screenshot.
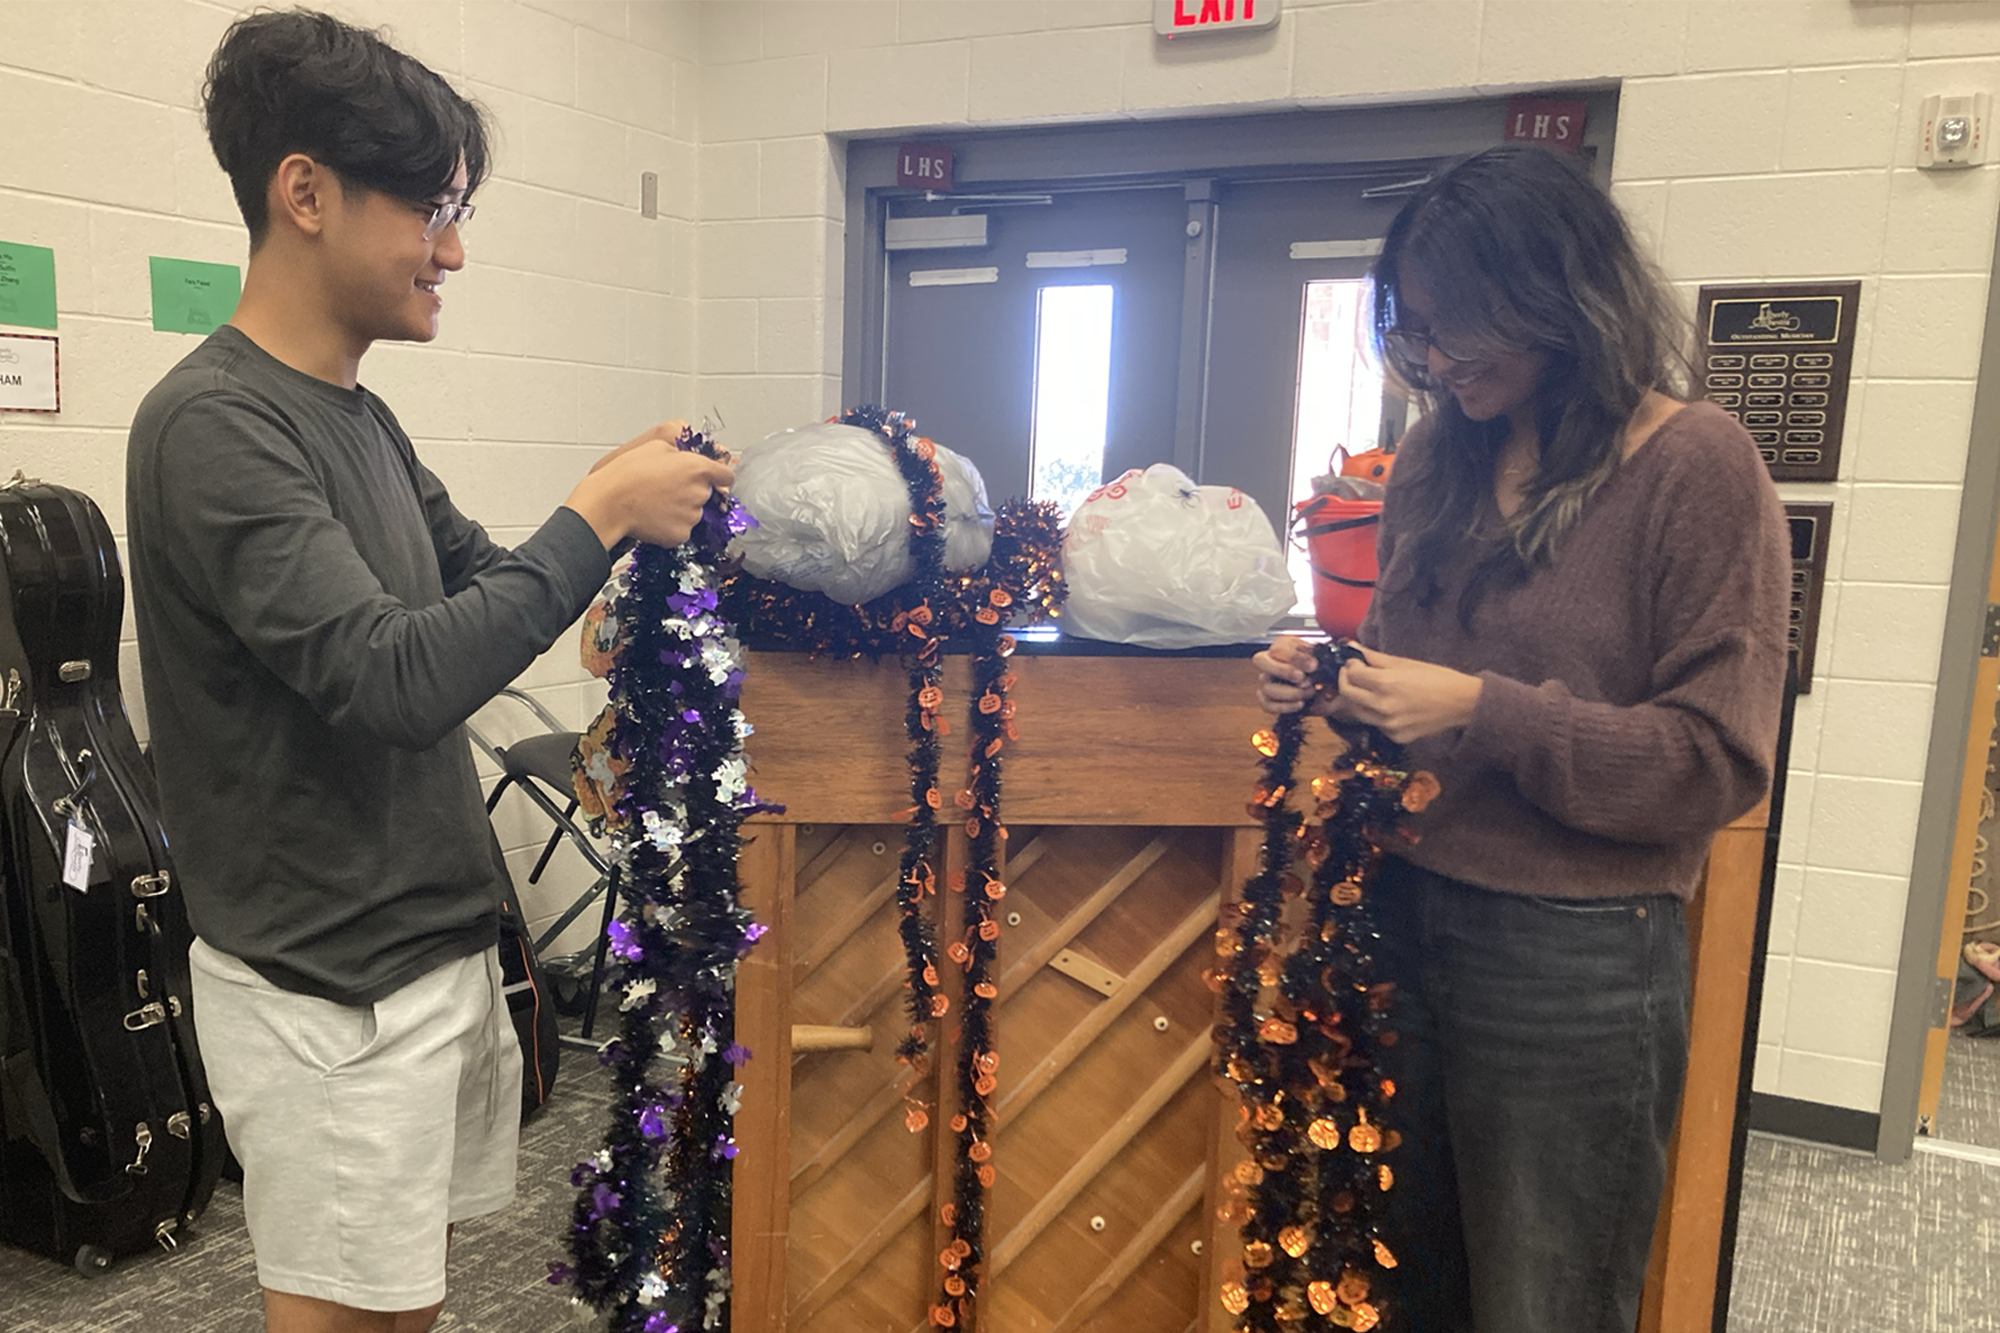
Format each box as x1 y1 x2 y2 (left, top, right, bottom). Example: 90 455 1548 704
0 480 225 1275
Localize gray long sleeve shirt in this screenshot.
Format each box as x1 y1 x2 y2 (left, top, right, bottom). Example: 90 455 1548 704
126 326 611 1005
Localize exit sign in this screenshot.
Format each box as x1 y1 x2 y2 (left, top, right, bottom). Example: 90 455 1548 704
897 143 953 191
1154 0 1281 36
1503 97 1587 154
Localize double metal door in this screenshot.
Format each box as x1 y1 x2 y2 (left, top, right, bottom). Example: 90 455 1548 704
878 170 1426 543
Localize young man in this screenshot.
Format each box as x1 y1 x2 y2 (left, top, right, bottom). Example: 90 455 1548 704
124 12 725 1332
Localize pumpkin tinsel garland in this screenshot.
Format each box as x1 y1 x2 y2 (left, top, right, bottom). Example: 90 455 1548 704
716 407 1062 1332
1213 644 1439 1332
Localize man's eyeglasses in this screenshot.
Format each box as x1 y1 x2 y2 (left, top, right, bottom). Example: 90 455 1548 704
412 199 476 242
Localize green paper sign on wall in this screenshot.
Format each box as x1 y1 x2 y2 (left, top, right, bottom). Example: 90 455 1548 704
149 256 240 335
0 241 59 330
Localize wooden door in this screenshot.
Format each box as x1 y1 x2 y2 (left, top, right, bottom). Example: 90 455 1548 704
1916 528 2000 1132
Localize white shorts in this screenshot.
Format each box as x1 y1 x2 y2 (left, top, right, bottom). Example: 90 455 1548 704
188 939 522 1311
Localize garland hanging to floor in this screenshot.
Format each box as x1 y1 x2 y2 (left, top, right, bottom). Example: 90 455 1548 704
928 599 1016 1330
1212 645 1437 1333
552 427 781 1333
715 408 1062 1331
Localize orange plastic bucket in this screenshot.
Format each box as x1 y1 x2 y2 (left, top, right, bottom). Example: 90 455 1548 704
1295 493 1382 640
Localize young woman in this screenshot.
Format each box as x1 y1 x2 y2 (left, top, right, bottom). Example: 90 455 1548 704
1254 146 1789 1332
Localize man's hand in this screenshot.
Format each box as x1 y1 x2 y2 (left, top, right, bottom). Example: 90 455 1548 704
1253 635 1338 718
566 440 734 551
589 419 690 475
1328 644 1482 744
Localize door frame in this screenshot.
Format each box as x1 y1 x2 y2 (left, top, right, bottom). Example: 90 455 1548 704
1879 206 2000 1161
839 92 1623 418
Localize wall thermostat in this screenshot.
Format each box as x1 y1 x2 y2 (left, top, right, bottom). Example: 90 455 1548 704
1919 93 1989 169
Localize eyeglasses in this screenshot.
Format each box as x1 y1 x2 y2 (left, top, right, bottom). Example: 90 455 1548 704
1383 326 1479 366
412 199 476 242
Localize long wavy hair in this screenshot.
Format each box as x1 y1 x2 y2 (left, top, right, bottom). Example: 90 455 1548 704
1371 146 1690 625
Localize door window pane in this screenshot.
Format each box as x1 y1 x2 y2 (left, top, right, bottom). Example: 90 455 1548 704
1289 278 1386 612
1030 284 1115 518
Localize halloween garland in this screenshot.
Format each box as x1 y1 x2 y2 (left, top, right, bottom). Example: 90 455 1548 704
716 408 1061 1332
1213 646 1438 1332
928 599 1016 1329
715 505 1065 661
874 406 951 1072
552 428 780 1333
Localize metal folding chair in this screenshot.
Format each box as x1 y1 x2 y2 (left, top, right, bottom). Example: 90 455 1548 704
467 688 622 1047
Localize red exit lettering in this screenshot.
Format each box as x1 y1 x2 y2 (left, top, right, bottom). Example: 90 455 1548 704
1174 0 1255 24
1154 0 1280 35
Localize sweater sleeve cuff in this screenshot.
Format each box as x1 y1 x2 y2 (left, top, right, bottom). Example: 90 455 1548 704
531 505 616 610
1451 670 1551 773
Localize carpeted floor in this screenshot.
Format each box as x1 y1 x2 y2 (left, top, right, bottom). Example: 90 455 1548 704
1725 1135 2000 1333
1934 1030 2000 1151
0 1055 614 1333
3 1057 1997 1332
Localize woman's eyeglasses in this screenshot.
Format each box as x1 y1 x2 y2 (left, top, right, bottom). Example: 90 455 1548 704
1383 326 1479 366
412 200 476 242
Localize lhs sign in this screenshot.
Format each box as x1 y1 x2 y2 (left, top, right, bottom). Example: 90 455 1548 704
1155 0 1280 35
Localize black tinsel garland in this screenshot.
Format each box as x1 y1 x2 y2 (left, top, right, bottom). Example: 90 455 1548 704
553 429 778 1333
716 504 1066 660
843 407 953 1084
1213 645 1436 1332
705 407 1064 1333
929 608 1016 1330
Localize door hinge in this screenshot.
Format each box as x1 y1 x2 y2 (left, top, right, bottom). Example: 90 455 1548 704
1984 603 2000 657
1935 973 1958 1027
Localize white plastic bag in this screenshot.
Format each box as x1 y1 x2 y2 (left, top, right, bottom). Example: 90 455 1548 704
729 422 995 604
1060 465 1296 649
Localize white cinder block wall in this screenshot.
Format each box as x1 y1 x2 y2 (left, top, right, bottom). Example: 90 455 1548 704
0 0 700 955
5 0 2000 1117
685 0 2000 1118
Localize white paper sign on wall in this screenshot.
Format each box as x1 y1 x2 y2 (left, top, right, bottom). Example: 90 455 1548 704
1154 0 1280 36
0 333 58 414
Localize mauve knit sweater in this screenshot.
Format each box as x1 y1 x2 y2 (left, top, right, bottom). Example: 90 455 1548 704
1357 400 1791 902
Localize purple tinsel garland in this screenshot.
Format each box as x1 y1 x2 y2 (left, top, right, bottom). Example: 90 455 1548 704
551 430 781 1333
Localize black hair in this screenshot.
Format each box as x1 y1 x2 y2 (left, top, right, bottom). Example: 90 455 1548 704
1370 145 1690 625
202 8 490 244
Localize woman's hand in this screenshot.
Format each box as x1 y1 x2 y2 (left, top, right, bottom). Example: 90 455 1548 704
1329 644 1482 744
1253 636 1338 718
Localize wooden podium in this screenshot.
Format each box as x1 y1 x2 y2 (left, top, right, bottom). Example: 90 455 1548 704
725 645 1767 1332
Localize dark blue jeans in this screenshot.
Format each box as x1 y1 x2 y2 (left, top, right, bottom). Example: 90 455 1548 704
1371 857 1691 1333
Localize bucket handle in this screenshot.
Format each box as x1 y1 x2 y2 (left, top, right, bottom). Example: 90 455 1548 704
1296 507 1381 590
1313 567 1376 590
1297 513 1380 539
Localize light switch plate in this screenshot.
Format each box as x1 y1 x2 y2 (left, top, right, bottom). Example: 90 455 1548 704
1919 92 1990 169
